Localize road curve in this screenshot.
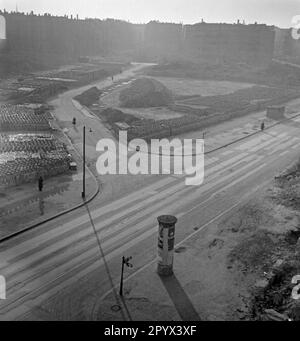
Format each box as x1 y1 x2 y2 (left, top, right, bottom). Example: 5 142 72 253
0 115 300 320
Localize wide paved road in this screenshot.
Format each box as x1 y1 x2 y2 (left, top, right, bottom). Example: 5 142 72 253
0 116 300 320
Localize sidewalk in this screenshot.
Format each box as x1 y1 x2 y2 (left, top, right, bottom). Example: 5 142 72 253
2 63 299 241
0 64 153 241
179 98 300 153
0 135 98 240
95 220 246 321
94 103 300 322
69 67 300 157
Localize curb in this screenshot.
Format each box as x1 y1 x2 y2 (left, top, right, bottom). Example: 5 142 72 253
0 170 100 243
0 124 101 244
205 111 300 155
120 111 300 157
0 65 149 244
1 108 299 244
82 86 300 157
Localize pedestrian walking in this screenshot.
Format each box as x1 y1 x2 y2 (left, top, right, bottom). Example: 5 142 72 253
261 121 265 131
38 176 44 192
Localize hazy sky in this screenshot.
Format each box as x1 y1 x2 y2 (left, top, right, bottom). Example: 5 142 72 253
1 0 299 28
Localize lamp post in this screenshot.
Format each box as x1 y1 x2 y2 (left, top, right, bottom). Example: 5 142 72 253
119 256 133 296
82 126 86 199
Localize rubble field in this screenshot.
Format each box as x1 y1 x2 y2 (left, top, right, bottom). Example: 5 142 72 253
223 159 300 321
89 63 300 141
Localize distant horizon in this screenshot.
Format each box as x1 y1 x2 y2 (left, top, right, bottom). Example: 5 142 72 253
0 0 298 29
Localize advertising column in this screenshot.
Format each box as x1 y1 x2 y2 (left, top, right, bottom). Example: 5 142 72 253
157 215 177 276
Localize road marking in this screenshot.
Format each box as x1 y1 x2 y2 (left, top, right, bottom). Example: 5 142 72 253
0 176 178 256
0 148 261 261
221 150 235 156
269 139 298 155
4 156 266 300
99 177 270 302
0 127 298 319
249 135 287 152
263 135 294 151
2 154 264 271
279 150 290 157
1 162 269 319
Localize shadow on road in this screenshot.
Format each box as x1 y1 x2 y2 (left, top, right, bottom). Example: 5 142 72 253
159 273 201 321
38 195 45 216
83 201 132 321
261 131 279 138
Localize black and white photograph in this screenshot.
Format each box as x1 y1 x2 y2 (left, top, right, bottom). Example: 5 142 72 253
0 0 300 325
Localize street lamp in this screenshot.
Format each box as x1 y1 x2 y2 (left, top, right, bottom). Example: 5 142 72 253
119 256 133 296
82 126 86 199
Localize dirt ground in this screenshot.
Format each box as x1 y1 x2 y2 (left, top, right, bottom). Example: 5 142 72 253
151 77 255 97
91 158 300 322
218 160 300 320
99 79 182 120
99 76 258 121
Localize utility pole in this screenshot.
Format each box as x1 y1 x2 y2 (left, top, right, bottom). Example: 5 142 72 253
82 126 86 199
119 256 133 296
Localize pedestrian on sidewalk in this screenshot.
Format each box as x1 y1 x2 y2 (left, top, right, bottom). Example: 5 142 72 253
38 176 44 192
261 121 265 131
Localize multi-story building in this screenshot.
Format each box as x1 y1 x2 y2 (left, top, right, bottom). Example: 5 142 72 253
274 27 300 61
183 22 275 66
0 11 277 70
143 21 183 61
